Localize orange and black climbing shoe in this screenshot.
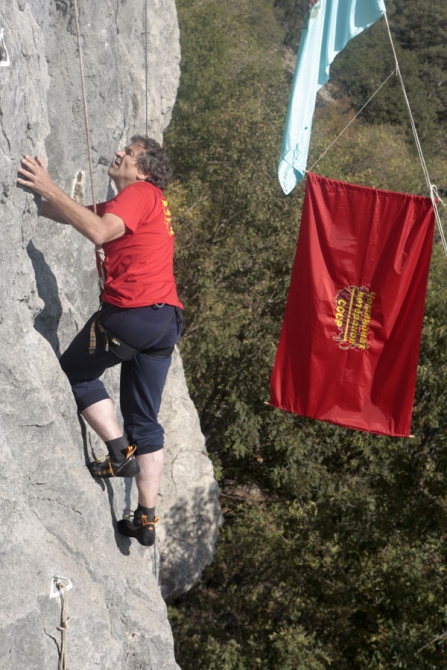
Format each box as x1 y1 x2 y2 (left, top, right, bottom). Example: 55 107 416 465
88 445 140 478
117 512 159 547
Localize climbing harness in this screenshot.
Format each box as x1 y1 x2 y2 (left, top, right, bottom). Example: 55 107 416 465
0 28 10 67
88 305 180 360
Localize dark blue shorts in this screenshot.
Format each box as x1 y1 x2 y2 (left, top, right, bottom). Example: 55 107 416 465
59 302 183 454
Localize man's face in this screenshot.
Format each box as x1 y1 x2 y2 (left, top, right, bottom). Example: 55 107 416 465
108 142 147 187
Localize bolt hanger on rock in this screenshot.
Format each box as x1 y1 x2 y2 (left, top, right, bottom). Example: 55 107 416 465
0 28 10 67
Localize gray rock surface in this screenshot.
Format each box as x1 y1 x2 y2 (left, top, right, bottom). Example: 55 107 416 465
0 1 221 668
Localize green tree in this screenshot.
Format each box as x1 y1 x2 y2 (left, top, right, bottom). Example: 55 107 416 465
329 0 447 154
166 0 304 484
166 0 447 667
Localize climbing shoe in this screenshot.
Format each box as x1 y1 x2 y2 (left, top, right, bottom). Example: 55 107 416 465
117 513 159 547
88 445 140 478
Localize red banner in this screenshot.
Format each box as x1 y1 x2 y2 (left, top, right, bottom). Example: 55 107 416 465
270 173 435 437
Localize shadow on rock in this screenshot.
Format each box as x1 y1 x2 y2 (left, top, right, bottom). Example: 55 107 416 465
27 240 62 356
77 412 131 556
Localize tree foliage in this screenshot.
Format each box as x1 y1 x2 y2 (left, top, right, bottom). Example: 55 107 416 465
329 0 447 154
164 0 447 667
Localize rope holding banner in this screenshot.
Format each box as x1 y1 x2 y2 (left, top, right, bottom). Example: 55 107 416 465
382 9 447 257
431 185 446 209
307 6 447 257
307 69 396 174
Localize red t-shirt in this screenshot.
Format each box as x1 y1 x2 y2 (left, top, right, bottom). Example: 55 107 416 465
94 182 183 309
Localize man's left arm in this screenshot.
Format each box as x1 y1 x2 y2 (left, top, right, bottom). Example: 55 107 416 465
17 155 125 245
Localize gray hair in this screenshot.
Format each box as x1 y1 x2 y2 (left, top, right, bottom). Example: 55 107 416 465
130 135 174 190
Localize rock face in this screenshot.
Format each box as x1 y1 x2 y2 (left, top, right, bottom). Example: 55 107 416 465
0 2 221 668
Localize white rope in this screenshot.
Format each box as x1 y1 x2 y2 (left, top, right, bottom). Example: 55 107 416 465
73 0 97 214
307 8 447 257
72 0 106 295
382 9 447 256
307 69 396 173
432 185 447 209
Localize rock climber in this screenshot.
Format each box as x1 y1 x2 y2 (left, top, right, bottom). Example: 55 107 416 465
18 135 183 547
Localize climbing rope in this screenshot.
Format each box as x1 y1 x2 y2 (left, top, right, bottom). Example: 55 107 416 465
72 0 97 214
56 581 71 670
72 0 108 292
144 0 149 135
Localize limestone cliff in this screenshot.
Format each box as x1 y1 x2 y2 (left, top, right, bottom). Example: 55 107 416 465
0 1 221 668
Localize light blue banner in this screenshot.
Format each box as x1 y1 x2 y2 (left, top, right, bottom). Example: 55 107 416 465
278 0 385 195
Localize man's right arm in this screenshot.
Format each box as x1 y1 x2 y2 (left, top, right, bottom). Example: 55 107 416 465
18 156 125 244
40 200 69 223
